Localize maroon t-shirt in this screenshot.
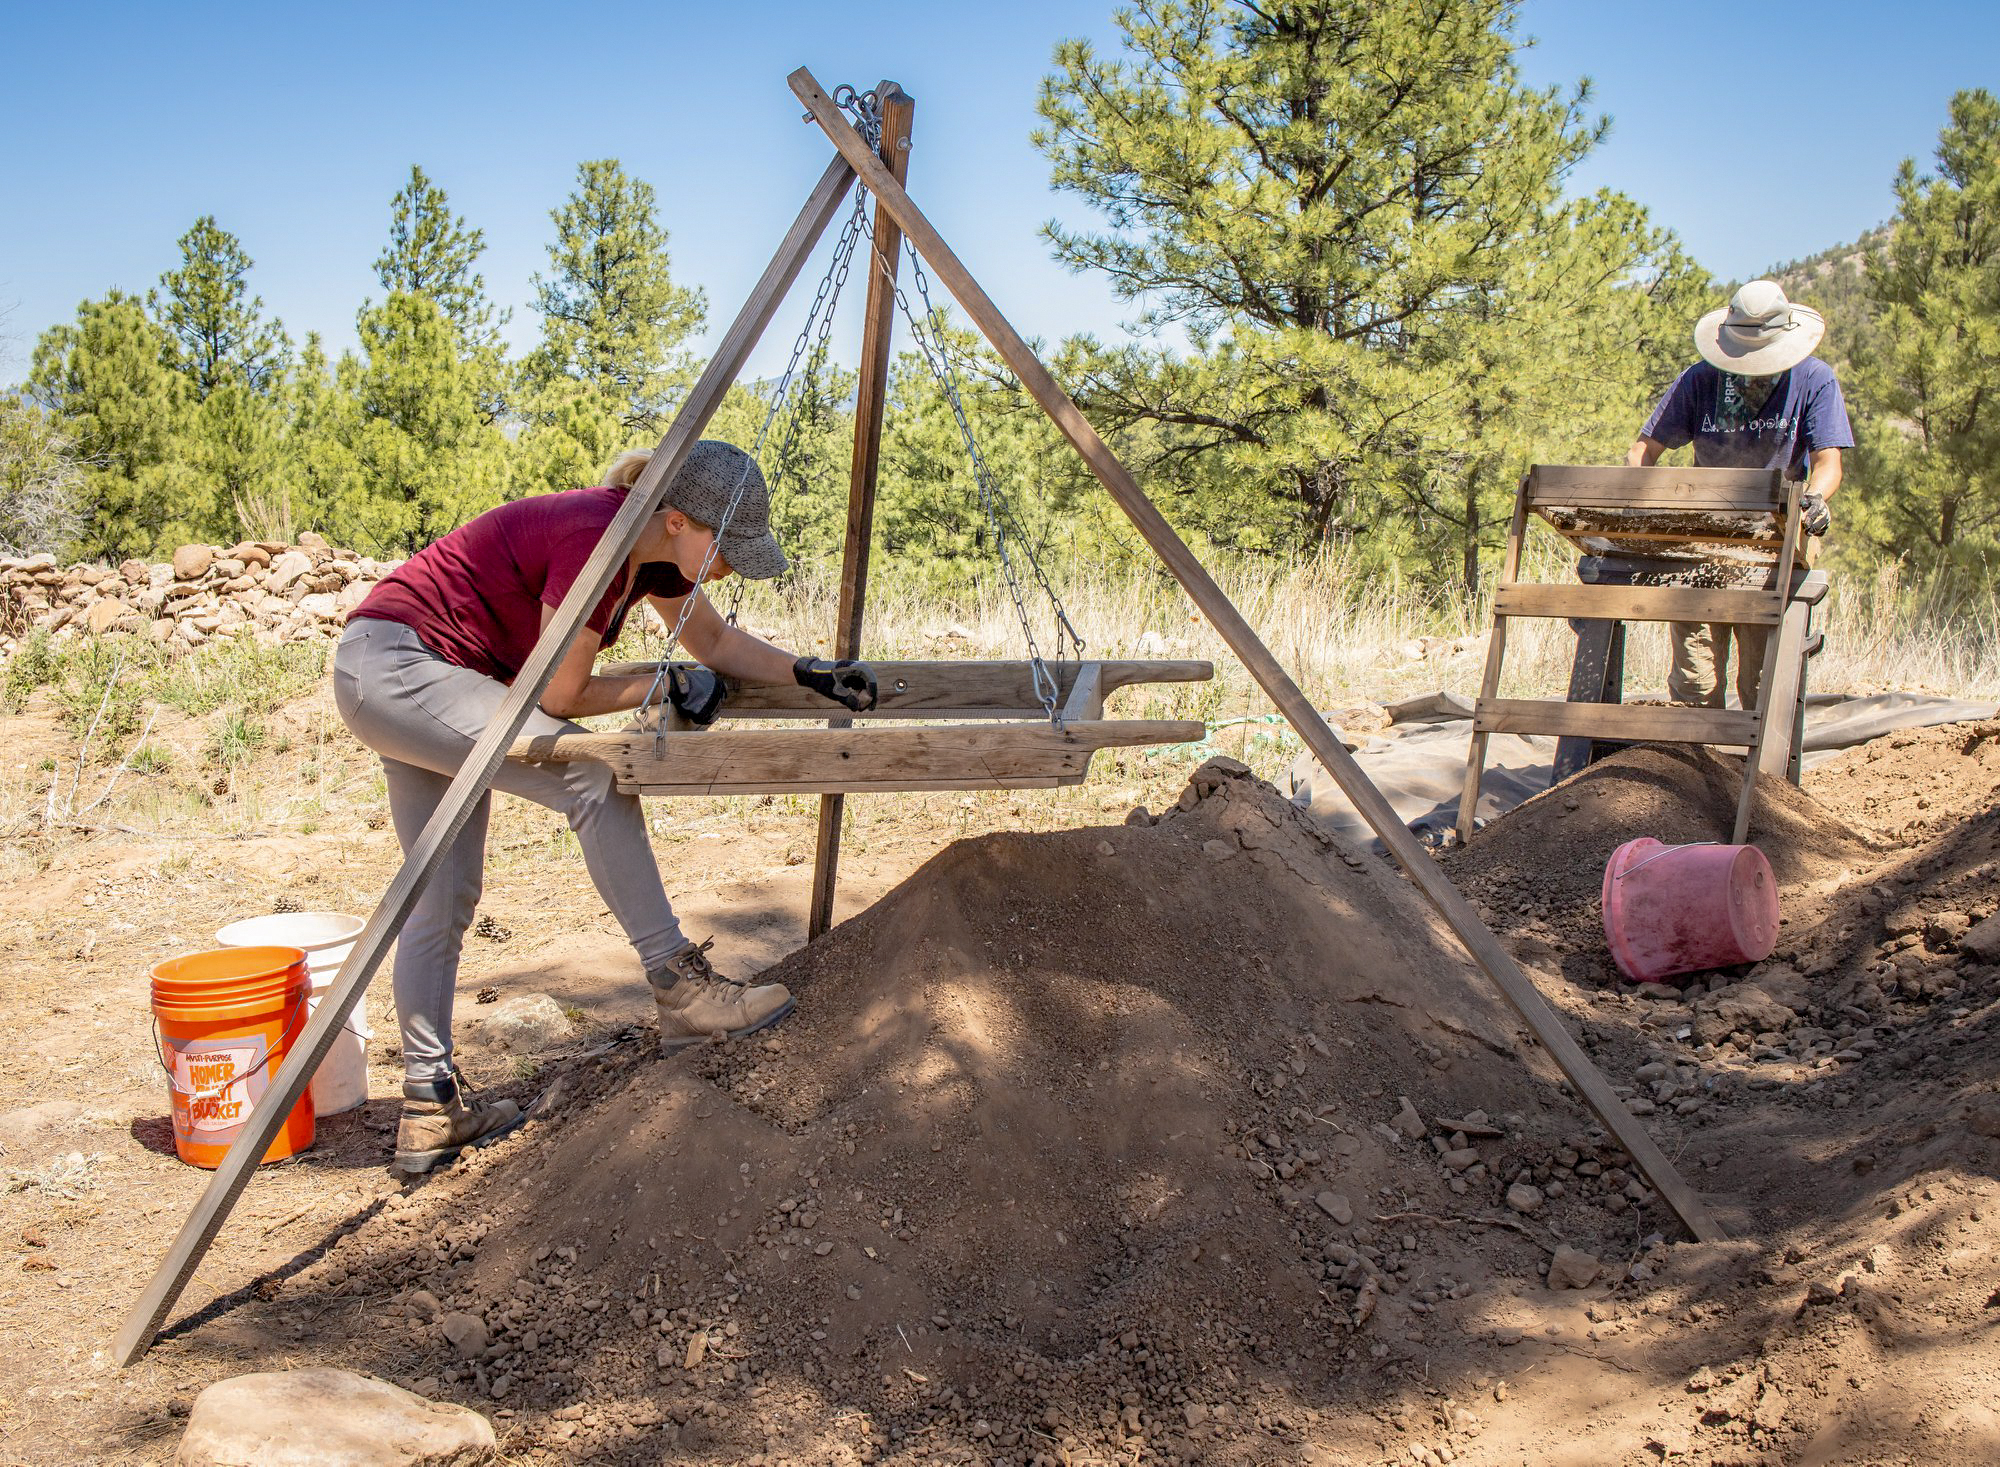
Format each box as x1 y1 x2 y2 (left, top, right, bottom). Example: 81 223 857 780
350 486 694 682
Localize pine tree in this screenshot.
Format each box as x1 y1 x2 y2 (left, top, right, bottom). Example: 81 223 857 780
279 333 367 549
372 165 509 427
374 166 505 354
1399 193 1710 590
348 291 509 550
26 291 205 558
154 216 287 399
1034 0 1677 573
524 160 706 451
0 395 86 558
1848 89 2000 581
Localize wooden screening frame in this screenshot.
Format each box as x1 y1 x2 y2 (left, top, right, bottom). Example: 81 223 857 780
113 69 1730 1367
1457 465 1808 846
507 659 1213 795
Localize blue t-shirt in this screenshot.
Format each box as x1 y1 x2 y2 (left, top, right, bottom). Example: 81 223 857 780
1640 357 1854 478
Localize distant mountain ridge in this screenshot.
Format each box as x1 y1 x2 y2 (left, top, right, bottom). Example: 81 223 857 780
1761 225 1890 370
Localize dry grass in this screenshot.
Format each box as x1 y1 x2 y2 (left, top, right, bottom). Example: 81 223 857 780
685 541 2000 721
5 549 2000 858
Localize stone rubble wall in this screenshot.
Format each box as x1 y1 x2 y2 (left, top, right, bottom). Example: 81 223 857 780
0 532 400 655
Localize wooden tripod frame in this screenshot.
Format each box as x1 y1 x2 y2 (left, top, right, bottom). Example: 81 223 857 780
112 67 1727 1368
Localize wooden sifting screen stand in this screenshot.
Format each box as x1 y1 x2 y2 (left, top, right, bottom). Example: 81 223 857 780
1457 465 1817 847
114 70 1731 1368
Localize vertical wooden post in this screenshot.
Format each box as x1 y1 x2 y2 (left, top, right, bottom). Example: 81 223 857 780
111 153 860 1366
809 82 915 940
1458 475 1530 840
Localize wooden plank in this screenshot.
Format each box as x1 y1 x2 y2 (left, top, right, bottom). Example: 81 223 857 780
635 773 1076 795
1061 662 1106 722
1755 597 1814 783
1495 584 1784 626
1476 698 1758 745
1458 474 1528 840
1733 480 1805 844
1528 464 1785 512
791 68 1728 1243
518 719 1203 795
111 151 863 1367
594 658 1212 718
1545 526 1785 551
813 80 915 941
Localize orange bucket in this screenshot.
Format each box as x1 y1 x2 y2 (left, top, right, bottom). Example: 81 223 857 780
151 946 316 1168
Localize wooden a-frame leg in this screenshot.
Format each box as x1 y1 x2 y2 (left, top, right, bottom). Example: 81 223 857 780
1458 616 1510 841
111 153 862 1367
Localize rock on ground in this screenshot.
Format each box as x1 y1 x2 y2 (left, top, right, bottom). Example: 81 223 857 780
456 993 575 1053
1548 1244 1601 1290
174 1368 494 1466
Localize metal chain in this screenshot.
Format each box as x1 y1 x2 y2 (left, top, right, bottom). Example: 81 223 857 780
640 178 871 742
854 212 1086 721
641 84 1087 732
832 85 884 149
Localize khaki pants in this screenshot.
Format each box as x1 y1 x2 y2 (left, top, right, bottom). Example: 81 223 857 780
1667 621 1770 709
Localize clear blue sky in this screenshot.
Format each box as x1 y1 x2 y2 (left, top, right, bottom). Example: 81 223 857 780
2 1 1993 387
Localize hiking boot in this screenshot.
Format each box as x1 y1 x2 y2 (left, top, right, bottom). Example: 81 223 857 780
648 938 795 1051
393 1070 524 1175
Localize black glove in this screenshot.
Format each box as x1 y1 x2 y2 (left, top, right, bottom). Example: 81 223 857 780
667 664 726 727
793 656 878 713
1800 492 1831 537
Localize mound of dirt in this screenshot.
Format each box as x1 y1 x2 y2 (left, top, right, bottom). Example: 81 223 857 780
1446 744 1882 988
1806 717 2000 841
289 762 1680 1464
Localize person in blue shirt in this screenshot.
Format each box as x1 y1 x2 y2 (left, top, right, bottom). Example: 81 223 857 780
1625 280 1855 707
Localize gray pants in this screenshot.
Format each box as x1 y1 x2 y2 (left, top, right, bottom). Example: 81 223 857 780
332 619 684 1080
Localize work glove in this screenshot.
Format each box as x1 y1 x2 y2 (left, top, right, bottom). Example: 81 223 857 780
793 656 879 713
1800 492 1831 537
667 664 726 727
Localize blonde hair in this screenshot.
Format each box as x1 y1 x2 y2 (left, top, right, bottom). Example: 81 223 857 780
605 449 652 488
605 447 715 532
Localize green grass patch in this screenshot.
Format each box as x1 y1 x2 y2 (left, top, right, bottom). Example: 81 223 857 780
150 638 329 717
127 742 173 775
207 712 267 769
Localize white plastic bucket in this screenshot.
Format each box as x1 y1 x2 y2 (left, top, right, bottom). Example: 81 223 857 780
215 912 371 1116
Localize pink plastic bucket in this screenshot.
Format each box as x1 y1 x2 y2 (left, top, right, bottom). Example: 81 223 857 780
1601 838 1780 982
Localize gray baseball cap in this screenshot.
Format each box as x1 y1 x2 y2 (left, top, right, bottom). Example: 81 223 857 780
661 440 788 580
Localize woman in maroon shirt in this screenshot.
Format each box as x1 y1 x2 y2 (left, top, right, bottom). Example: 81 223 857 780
334 440 876 1173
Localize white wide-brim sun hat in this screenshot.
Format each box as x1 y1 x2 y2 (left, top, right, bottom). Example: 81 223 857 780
1694 279 1825 376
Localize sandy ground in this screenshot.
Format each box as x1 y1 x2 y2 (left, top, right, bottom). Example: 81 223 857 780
2 696 1999 1466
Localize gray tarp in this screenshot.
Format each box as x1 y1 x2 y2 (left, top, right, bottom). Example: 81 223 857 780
1285 691 2000 853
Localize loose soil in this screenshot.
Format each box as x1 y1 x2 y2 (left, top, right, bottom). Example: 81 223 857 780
4 715 2000 1465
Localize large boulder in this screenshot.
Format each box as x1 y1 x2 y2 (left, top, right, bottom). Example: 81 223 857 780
172 545 214 581
175 1368 495 1466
